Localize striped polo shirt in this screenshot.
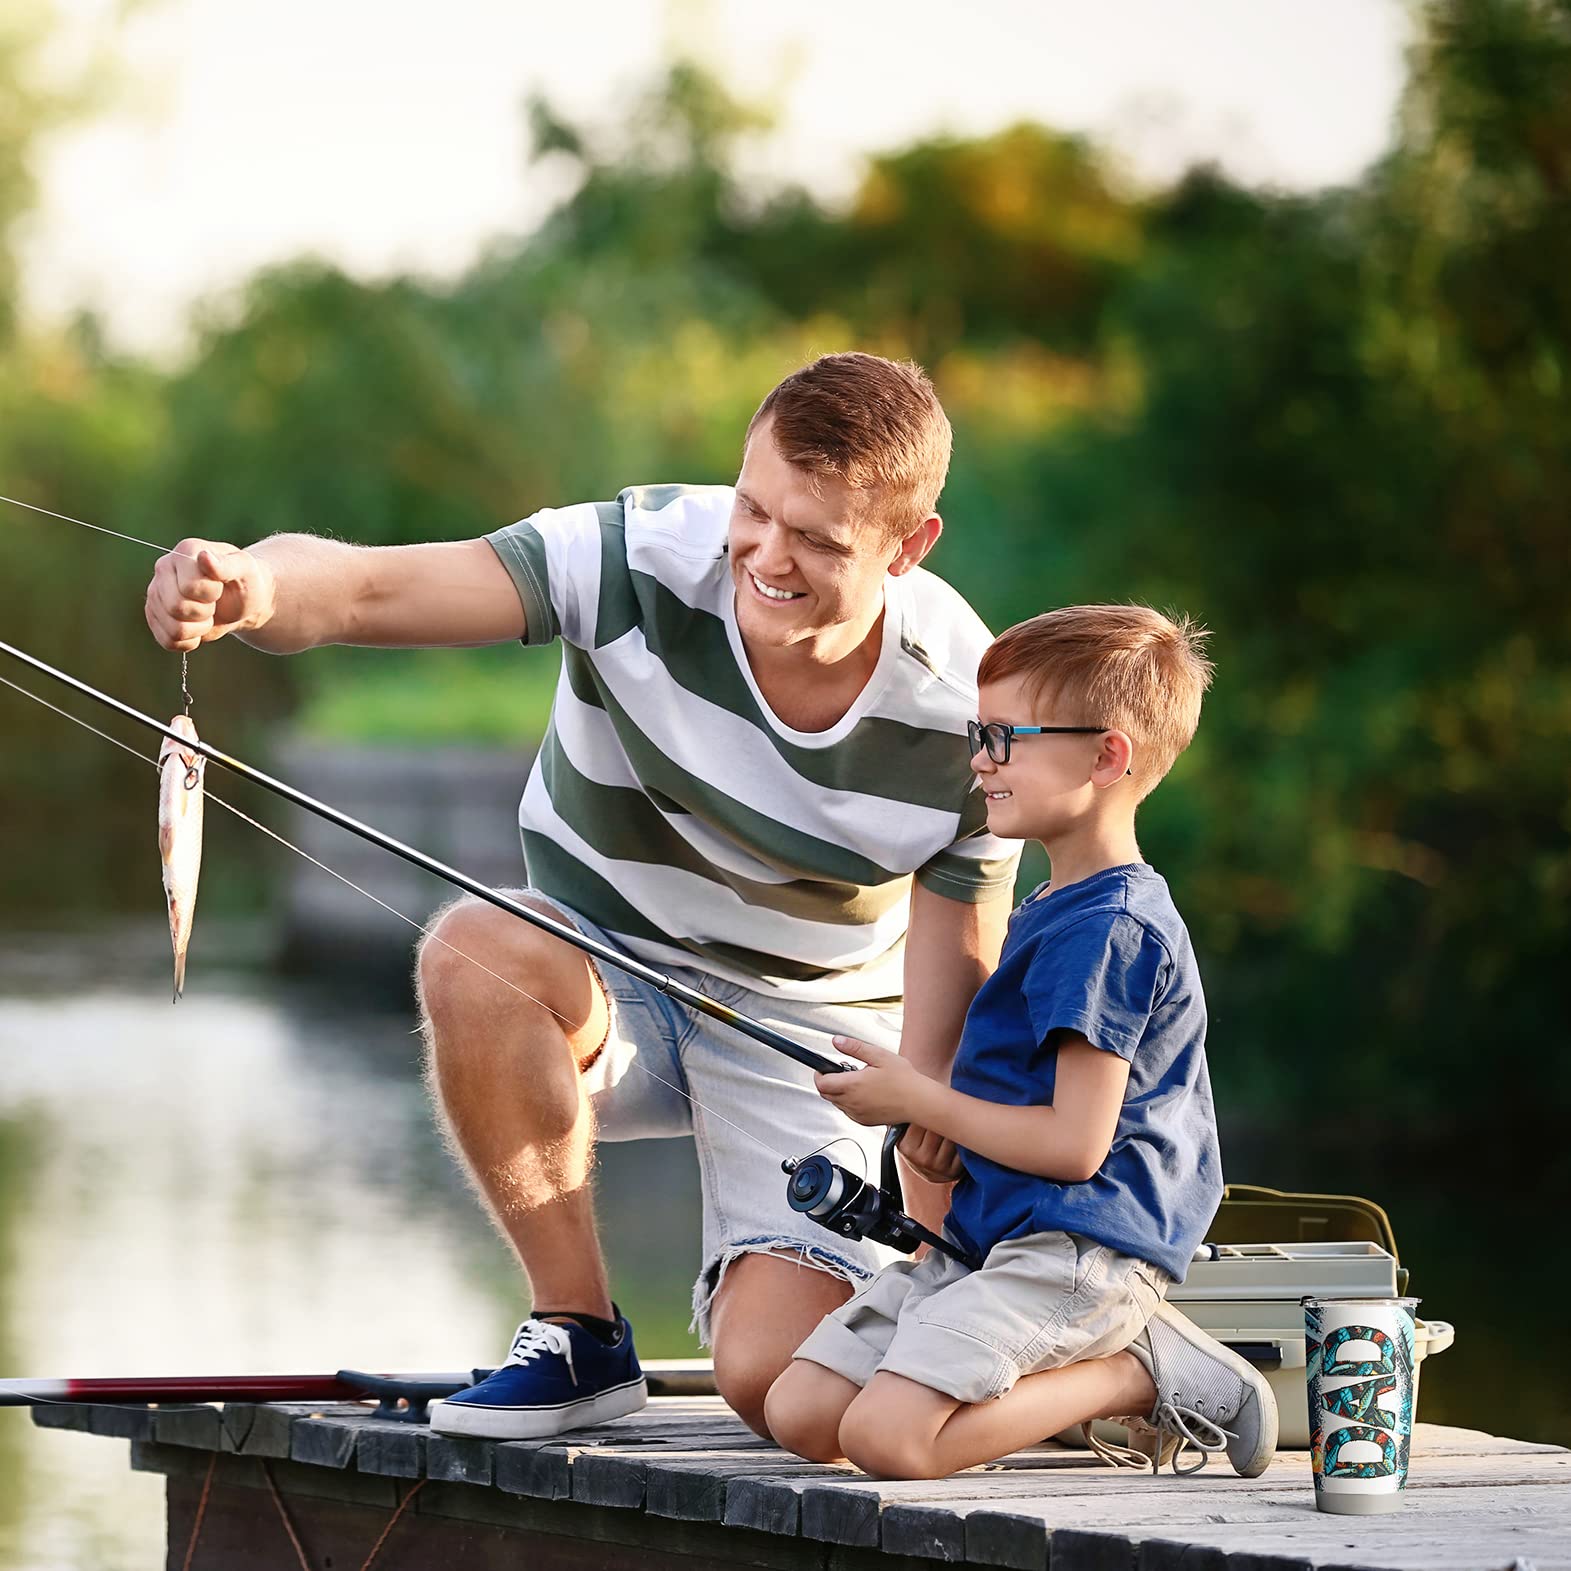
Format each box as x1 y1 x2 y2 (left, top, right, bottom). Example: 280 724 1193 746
485 483 1020 1004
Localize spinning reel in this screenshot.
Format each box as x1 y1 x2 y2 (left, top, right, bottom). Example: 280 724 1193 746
782 1124 982 1271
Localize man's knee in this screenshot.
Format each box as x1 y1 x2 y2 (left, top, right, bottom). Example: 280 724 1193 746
709 1251 859 1438
418 898 488 1012
714 1340 790 1439
417 895 604 1050
419 897 532 1006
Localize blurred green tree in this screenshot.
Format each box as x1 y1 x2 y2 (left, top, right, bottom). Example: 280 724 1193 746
3 4 1566 1116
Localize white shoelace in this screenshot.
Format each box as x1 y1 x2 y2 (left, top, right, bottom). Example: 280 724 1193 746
1147 1401 1235 1476
504 1320 578 1386
1083 1402 1236 1477
1080 1422 1156 1470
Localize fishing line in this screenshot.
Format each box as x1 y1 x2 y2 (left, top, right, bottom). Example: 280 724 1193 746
0 671 793 1168
797 1135 869 1185
0 494 861 1173
3 503 964 1269
209 784 791 1166
0 493 202 562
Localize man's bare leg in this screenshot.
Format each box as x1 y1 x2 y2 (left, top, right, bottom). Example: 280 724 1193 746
421 903 865 1436
709 1253 858 1438
417 896 614 1320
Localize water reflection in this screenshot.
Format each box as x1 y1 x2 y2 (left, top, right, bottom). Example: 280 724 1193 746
1 957 1565 1569
0 964 701 1571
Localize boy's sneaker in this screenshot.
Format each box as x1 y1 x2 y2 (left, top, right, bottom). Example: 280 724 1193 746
1114 1300 1278 1477
428 1311 647 1440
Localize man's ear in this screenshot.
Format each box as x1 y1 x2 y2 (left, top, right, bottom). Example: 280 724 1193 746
887 515 942 577
1091 730 1136 789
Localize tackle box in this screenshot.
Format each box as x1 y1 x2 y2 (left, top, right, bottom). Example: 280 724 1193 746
1097 1187 1456 1450
1166 1238 1454 1448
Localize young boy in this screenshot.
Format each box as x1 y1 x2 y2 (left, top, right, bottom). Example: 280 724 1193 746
764 604 1278 1481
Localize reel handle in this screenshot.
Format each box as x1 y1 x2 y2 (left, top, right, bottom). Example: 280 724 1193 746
881 1122 906 1198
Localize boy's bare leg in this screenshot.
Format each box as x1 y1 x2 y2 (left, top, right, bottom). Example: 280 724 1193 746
838 1353 1158 1480
764 1358 864 1462
417 898 615 1319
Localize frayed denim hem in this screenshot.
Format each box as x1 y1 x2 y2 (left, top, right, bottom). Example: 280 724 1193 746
690 1234 874 1347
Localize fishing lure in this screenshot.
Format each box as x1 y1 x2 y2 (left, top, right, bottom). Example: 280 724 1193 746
157 711 205 1001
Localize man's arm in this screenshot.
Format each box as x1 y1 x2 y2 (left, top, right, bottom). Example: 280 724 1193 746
894 880 1012 1204
897 879 1012 1078
145 534 526 655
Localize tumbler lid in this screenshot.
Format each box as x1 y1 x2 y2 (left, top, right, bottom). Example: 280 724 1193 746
1301 1295 1420 1309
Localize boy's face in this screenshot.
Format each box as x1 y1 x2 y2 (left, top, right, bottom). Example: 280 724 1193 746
972 673 1111 840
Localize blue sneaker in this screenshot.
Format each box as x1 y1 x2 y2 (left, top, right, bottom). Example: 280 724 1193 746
428 1312 647 1439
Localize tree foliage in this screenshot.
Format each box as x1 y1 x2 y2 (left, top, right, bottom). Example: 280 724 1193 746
3 2 1567 1112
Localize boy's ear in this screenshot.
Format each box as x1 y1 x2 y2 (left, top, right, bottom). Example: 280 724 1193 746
1091 730 1135 789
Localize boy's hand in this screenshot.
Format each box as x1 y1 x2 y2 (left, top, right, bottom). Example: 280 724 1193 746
897 1124 963 1182
814 1036 934 1127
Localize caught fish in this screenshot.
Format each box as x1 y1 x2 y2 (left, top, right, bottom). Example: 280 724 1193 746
158 714 205 1001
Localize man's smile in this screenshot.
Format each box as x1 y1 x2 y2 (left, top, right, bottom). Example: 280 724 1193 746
749 570 806 603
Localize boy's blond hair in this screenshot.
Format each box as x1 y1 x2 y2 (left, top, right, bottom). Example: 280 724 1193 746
747 353 952 539
978 604 1214 800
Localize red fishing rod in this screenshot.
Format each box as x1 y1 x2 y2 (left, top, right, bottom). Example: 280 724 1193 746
2 1364 719 1422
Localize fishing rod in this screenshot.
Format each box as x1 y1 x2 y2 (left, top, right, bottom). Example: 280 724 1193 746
0 636 979 1271
1 1362 719 1423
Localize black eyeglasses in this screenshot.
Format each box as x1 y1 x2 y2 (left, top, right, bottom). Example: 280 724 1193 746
968 720 1107 765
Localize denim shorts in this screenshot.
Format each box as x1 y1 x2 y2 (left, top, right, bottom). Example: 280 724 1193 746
795 1229 1170 1404
503 889 906 1342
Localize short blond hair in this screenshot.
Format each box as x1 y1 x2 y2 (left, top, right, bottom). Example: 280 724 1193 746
978 604 1214 799
747 352 952 538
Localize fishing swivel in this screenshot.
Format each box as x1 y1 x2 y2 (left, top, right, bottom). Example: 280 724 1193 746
179 653 200 787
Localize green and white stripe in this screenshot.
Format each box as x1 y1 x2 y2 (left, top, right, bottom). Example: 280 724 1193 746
487 485 1018 1003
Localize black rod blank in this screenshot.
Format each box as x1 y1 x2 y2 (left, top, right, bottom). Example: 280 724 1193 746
0 637 848 1076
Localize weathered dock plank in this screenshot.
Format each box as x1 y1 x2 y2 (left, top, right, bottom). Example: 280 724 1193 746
950 1481 1571 1569
425 1431 496 1486
1129 1515 1571 1571
37 1398 1569 1571
494 1437 577 1500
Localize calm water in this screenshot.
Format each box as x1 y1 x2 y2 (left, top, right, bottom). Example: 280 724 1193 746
0 949 704 1571
0 947 1565 1569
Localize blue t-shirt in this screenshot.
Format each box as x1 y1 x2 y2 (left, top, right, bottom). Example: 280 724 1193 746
945 863 1222 1281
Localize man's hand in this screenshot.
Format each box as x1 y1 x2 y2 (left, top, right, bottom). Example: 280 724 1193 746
814 1036 937 1128
145 539 274 652
897 1124 963 1183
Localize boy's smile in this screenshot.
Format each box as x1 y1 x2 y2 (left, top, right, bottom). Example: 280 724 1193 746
971 675 1139 869
973 675 1103 838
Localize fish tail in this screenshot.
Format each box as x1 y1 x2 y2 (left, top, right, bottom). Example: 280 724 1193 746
172 949 186 1003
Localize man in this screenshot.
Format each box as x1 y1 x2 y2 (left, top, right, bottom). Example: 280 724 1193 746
144 353 1019 1440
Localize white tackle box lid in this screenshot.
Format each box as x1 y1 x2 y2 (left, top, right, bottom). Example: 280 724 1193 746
1172 1240 1400 1304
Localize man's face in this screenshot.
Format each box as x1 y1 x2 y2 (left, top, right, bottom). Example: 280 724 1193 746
729 421 916 656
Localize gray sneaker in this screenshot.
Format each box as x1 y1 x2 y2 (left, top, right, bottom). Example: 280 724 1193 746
1118 1300 1278 1477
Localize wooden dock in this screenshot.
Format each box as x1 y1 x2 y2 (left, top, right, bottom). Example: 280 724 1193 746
33 1396 1570 1570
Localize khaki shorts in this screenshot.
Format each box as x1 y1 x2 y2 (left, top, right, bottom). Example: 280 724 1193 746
794 1230 1171 1404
